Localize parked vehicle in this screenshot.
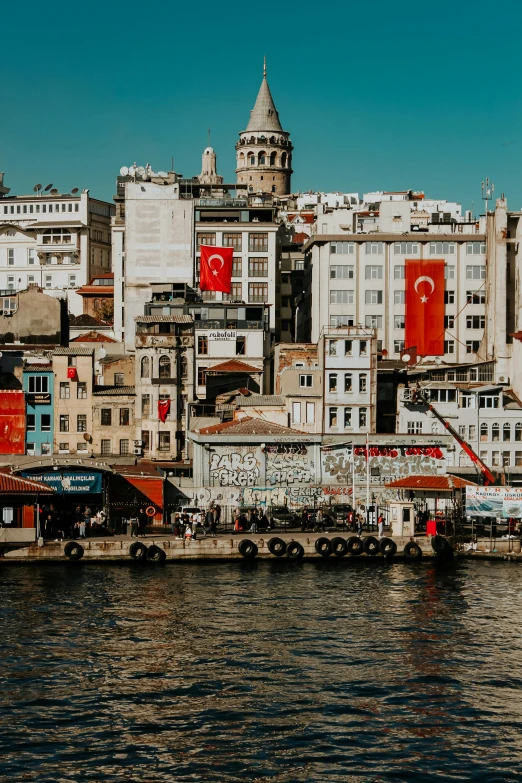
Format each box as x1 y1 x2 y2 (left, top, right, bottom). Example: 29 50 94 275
270 506 300 528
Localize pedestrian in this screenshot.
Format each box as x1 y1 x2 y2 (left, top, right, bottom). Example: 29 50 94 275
205 507 214 535
138 508 147 537
210 507 217 537
378 513 385 539
129 516 138 537
259 511 270 530
170 510 178 536
184 523 193 540
357 512 363 536
249 508 258 533
301 508 308 532
79 515 87 539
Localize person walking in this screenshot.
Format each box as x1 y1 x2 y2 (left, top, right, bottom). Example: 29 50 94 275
138 508 147 537
378 513 385 539
79 515 87 539
357 512 363 536
129 515 139 538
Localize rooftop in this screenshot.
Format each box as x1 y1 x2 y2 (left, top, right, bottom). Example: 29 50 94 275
92 385 135 396
245 67 283 133
206 359 262 374
135 315 193 323
196 416 307 437
0 469 54 494
385 475 477 491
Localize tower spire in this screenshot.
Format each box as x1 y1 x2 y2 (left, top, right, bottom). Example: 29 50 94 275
263 55 266 78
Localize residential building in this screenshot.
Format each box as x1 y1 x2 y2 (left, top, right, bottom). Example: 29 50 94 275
274 343 323 434
24 362 54 456
51 348 94 456
91 386 136 458
97 354 135 387
0 181 114 315
0 285 67 348
76 273 114 320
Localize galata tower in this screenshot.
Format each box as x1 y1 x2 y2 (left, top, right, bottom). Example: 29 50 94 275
235 59 293 196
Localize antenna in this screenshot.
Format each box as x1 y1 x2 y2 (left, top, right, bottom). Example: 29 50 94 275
33 184 42 193
71 188 79 195
263 55 266 77
208 128 211 146
482 177 495 215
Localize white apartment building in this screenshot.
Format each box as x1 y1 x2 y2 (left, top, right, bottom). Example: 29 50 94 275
299 206 487 365
0 183 113 315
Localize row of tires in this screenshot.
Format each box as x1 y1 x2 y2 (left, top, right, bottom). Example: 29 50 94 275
238 536 424 560
63 541 166 563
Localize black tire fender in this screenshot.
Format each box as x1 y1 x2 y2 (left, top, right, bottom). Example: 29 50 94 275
238 539 258 559
268 537 287 557
431 535 448 553
286 541 304 560
147 544 166 563
379 537 397 557
330 537 348 558
129 541 148 561
314 537 332 557
404 541 423 560
346 536 364 556
64 541 84 561
363 536 380 556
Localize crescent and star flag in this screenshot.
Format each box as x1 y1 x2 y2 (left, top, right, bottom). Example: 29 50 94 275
405 259 445 356
200 245 233 294
158 399 171 423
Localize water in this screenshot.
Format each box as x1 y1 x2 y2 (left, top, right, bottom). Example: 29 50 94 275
1 559 521 782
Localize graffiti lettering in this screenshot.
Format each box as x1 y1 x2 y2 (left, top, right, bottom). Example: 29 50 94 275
210 449 261 487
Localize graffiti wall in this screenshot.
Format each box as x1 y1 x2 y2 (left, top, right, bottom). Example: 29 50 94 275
322 445 447 483
209 446 262 487
265 444 315 485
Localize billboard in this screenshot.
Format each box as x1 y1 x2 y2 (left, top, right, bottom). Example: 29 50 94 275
21 471 103 494
0 390 25 455
465 486 522 519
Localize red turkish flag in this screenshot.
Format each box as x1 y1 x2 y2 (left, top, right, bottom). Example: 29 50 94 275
158 398 171 423
405 259 445 356
67 367 76 379
199 245 233 293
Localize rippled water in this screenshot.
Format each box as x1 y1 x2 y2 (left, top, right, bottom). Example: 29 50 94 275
1 559 522 781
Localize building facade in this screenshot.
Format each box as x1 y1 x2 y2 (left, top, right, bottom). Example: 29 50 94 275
24 365 54 456
91 386 136 458
52 348 94 456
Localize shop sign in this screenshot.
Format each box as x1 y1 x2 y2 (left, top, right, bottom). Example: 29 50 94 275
466 486 522 518
21 471 103 494
26 393 51 405
209 330 236 341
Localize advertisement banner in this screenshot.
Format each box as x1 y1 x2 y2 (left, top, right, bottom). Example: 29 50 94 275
21 471 103 494
465 486 522 518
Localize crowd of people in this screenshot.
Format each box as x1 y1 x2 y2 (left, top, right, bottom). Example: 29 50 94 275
166 504 222 540
40 504 108 541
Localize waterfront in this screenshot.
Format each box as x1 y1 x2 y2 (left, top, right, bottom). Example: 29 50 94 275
1 561 522 782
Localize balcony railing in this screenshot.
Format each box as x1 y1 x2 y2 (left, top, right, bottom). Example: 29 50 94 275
195 319 264 330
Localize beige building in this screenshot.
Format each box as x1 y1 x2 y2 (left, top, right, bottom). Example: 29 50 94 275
275 343 323 434
52 347 94 455
98 354 135 387
91 386 136 457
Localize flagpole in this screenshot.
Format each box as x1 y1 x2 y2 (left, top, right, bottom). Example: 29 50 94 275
352 445 356 511
366 432 370 526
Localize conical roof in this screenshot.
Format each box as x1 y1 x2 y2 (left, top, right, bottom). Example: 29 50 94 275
245 75 283 133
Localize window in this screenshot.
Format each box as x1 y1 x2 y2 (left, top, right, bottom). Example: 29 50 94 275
492 424 500 443
365 315 382 329
292 402 301 424
249 233 268 252
467 290 486 304
444 315 455 329
77 441 87 452
329 374 338 393
101 409 112 426
394 242 418 254
330 241 354 254
101 440 111 456
466 341 481 354
480 395 499 411
394 265 405 279
249 258 268 277
76 382 87 399
394 290 405 304
365 242 383 255
114 373 124 387
119 439 129 456
28 376 49 393
232 258 242 277
223 282 242 301
142 431 150 452
120 408 130 426
77 414 87 432
466 265 486 280
141 356 150 378
28 250 36 265
248 282 268 302
503 424 511 442
516 452 522 467
430 242 455 254
330 315 354 327
329 340 337 356
394 315 405 329
201 290 216 302
26 443 35 453
503 451 511 467
198 336 208 355
27 415 35 432
394 340 405 354
491 451 500 467
198 366 207 386
330 289 354 305
430 389 456 403
68 274 77 287
407 421 423 434
466 315 485 329
516 423 522 442
59 415 69 432
303 402 314 424
444 340 455 354
459 425 466 438
344 407 352 427
345 340 352 355
365 290 383 305
41 414 51 432
359 408 367 428
445 266 455 280
7 249 14 265
222 233 242 251
158 432 171 452
344 373 352 392
7 276 15 290
330 265 354 279
196 233 216 248
142 395 150 417
480 423 488 441
300 374 313 388
444 290 455 305
460 393 475 408
158 355 171 378
42 228 71 245
359 341 367 355
329 407 338 427
59 382 70 399
466 241 486 255
365 265 383 280
359 374 367 393
59 443 69 452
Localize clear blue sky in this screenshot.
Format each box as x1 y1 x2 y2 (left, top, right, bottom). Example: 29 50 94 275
2 0 521 213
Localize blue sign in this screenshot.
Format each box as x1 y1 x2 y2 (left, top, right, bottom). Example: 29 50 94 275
21 471 103 494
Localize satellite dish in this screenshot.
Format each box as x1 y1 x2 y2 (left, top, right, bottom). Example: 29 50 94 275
98 347 106 358
402 354 411 363
136 166 145 176
157 171 168 177
44 184 53 192
71 188 79 195
128 165 136 176
120 166 129 176
34 184 42 192
50 189 58 195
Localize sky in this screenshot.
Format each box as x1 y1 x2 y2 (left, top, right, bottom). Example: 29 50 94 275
2 0 522 213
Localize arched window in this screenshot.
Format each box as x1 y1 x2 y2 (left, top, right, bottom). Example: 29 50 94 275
249 154 256 166
480 423 488 441
492 423 500 442
281 152 287 168
270 151 276 166
269 136 276 144
503 423 511 441
271 185 276 193
249 136 255 144
516 423 522 441
238 152 245 168
159 355 170 379
180 355 188 378
258 151 266 165
141 356 150 378
431 422 439 434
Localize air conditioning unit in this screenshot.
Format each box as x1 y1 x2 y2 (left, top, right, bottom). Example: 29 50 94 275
134 440 144 447
133 447 143 456
498 375 510 385
3 310 13 317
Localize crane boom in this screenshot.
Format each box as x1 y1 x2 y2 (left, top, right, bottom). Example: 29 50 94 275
410 387 495 485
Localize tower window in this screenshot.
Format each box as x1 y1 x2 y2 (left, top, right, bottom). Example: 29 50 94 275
270 151 276 165
250 156 255 165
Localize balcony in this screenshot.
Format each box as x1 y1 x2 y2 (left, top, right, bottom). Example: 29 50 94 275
194 319 264 330
151 377 177 385
194 198 248 207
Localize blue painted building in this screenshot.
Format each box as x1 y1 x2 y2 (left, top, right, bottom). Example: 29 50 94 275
23 366 54 456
